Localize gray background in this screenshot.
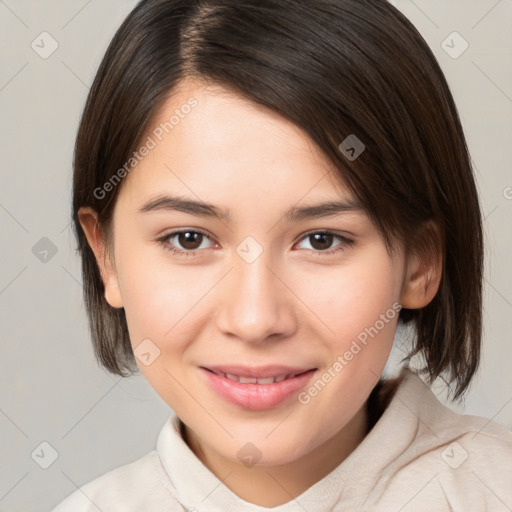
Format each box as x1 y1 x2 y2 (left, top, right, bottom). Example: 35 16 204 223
0 0 511 510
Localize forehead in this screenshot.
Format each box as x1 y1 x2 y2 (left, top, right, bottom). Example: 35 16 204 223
118 79 355 211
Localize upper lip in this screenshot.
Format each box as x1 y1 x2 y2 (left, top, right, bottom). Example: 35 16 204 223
201 364 316 379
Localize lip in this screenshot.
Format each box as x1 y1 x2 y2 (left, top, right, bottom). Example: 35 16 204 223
199 366 317 411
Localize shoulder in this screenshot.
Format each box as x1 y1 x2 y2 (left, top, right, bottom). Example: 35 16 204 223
393 417 512 511
375 370 512 511
433 409 512 506
50 450 182 512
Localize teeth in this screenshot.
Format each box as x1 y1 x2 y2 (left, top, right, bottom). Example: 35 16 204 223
256 377 276 384
238 376 258 384
214 371 295 384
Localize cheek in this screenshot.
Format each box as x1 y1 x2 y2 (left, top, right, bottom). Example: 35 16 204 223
290 257 401 435
295 254 401 346
115 248 204 408
115 236 206 337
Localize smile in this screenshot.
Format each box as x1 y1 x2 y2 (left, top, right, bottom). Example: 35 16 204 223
207 369 310 384
200 366 317 410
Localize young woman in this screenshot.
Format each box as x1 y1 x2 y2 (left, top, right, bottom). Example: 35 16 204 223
52 0 512 510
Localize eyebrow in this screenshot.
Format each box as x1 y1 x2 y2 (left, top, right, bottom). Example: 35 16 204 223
138 194 364 222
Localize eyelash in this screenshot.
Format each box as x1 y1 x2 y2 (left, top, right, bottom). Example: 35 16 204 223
156 229 354 258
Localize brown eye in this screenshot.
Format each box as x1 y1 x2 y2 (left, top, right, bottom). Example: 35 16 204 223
295 231 354 256
309 233 334 251
175 231 204 250
158 229 215 256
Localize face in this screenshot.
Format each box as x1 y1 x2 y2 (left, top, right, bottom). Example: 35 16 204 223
84 79 417 468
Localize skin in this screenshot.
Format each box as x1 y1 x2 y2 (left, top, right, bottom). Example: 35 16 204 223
79 78 442 507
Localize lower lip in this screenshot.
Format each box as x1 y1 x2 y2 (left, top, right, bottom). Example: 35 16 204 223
199 367 317 410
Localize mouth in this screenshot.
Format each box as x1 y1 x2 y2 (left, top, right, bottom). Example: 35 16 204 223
202 368 313 384
199 365 318 410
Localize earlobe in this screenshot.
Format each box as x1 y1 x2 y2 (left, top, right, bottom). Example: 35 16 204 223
78 207 124 309
400 222 443 310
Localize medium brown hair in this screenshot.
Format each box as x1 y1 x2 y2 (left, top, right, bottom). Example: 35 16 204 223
72 0 483 400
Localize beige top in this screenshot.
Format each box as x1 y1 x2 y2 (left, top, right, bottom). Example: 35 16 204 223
51 367 512 511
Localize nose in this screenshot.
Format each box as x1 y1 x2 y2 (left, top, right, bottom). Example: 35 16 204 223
215 250 297 344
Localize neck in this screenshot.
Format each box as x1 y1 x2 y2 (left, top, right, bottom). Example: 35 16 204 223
181 401 370 507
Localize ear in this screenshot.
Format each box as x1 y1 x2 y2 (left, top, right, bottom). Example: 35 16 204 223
400 221 443 309
78 207 124 309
